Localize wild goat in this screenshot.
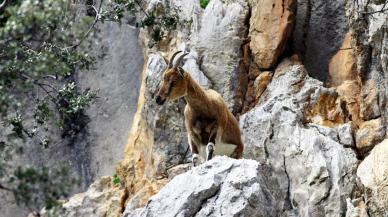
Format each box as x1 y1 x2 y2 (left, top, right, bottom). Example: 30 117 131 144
155 51 244 165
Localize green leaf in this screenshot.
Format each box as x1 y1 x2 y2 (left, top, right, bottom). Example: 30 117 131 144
113 174 121 185
200 0 210 9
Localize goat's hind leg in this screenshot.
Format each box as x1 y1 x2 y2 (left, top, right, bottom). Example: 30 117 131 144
206 125 217 161
206 142 214 161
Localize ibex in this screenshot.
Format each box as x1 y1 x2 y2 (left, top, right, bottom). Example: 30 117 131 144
155 51 244 166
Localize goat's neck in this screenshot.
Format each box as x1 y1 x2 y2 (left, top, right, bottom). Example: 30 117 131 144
184 75 210 115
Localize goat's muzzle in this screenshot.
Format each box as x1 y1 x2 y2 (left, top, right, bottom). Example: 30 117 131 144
155 95 166 105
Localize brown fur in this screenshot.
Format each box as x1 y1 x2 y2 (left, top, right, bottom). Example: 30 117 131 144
156 65 244 159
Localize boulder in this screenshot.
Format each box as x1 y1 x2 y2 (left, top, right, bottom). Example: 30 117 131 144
123 156 283 217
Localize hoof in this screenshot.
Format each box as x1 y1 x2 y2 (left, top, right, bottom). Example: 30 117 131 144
206 143 215 161
192 154 199 167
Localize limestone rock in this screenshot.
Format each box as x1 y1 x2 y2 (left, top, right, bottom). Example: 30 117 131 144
123 156 283 217
337 122 356 147
249 0 296 69
357 139 388 216
240 63 358 216
355 118 386 155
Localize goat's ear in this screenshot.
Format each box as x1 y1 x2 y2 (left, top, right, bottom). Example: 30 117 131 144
178 67 185 77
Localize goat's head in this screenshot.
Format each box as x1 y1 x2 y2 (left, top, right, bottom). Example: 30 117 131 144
155 51 189 105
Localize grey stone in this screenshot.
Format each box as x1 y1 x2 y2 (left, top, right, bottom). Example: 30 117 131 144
123 156 282 217
337 122 355 147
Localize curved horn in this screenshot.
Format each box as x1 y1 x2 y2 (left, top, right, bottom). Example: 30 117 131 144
168 51 182 68
173 53 189 69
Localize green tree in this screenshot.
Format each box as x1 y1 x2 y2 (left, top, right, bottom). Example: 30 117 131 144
0 0 182 214
0 0 96 214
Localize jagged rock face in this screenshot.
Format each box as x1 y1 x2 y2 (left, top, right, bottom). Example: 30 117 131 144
59 0 388 216
357 139 388 216
240 63 358 216
123 157 284 217
249 0 297 69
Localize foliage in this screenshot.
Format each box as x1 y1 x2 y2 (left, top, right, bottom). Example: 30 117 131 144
11 166 78 211
0 0 183 214
200 0 211 9
0 0 95 214
102 0 182 47
113 174 121 186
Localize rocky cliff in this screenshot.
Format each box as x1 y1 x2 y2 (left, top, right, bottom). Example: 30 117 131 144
49 0 387 216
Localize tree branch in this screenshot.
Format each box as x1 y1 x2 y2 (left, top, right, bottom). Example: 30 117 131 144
0 0 11 12
66 0 104 50
0 183 13 192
